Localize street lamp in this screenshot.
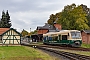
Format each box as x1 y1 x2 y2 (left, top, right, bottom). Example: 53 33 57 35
30 28 31 33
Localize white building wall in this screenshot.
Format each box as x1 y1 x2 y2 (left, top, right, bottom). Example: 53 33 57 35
2 29 21 45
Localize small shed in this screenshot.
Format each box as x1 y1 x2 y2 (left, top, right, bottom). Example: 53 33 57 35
81 30 90 44
0 28 21 46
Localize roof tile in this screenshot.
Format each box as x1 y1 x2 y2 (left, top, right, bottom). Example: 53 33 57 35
0 28 10 35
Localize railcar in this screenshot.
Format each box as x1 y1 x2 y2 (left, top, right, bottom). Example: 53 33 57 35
43 30 82 47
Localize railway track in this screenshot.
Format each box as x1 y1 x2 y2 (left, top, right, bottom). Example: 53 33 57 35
37 46 90 60
21 43 90 51
44 45 90 51
21 43 90 60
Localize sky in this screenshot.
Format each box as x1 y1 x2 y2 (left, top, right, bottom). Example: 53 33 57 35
0 0 90 32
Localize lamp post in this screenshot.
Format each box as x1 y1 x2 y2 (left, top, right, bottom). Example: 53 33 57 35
30 28 31 43
30 28 31 33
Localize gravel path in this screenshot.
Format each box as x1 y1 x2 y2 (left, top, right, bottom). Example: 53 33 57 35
39 49 70 60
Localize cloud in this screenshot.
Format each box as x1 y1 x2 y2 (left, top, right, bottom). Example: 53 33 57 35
10 10 53 32
0 0 90 32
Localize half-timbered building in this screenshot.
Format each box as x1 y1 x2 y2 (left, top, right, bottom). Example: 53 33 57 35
0 28 21 46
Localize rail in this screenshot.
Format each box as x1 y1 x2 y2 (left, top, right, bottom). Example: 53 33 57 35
37 46 90 60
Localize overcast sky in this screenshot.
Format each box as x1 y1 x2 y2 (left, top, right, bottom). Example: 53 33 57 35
0 0 90 32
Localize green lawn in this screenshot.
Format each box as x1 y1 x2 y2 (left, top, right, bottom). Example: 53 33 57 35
0 46 59 60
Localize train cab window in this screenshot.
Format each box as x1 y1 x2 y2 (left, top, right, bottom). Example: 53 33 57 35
62 35 67 40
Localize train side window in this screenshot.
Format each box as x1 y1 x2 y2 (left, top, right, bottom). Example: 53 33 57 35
58 35 61 40
43 37 46 40
68 33 69 36
55 36 58 40
46 36 48 40
52 36 58 40
62 35 67 40
49 37 52 40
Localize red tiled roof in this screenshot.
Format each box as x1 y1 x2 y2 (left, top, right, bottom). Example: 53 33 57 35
0 28 10 35
37 29 48 34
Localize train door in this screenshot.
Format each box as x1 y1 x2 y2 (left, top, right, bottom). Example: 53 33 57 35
43 36 48 44
61 34 69 44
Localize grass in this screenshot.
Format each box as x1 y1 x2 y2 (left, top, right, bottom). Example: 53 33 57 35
58 49 90 56
57 43 90 56
0 46 59 60
81 43 90 48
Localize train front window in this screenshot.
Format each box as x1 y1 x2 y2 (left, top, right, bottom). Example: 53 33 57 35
71 32 81 39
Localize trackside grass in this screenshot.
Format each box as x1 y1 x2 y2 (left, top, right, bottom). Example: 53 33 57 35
58 49 90 56
58 43 90 56
0 46 59 60
81 43 90 48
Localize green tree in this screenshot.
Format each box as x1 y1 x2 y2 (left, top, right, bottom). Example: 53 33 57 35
47 14 56 25
57 3 77 29
0 10 12 28
0 10 6 27
47 3 90 30
5 10 11 28
72 6 89 30
28 30 37 36
32 30 37 34
80 4 90 27
21 29 28 37
57 4 89 30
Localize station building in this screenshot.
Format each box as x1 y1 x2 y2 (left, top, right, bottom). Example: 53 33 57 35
31 23 61 42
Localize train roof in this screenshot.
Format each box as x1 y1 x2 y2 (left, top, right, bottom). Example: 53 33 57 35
55 30 80 34
43 30 80 36
43 32 56 35
59 30 80 32
46 32 56 34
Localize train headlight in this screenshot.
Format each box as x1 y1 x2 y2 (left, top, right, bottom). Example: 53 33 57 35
75 41 80 45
